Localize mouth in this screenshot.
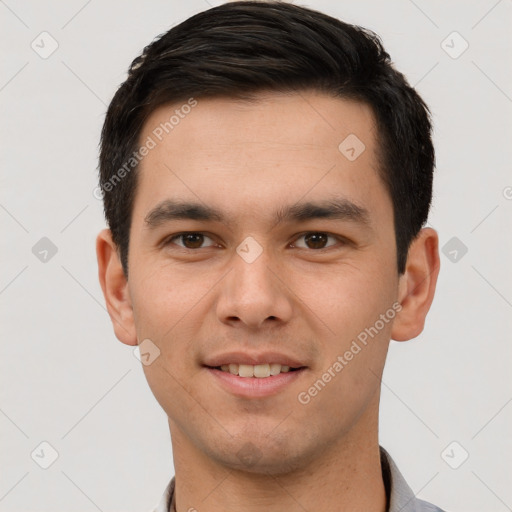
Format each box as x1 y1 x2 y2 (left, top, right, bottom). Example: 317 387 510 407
204 362 308 398
207 363 305 378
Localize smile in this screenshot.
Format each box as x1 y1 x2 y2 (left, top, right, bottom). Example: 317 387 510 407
205 365 307 398
214 363 301 378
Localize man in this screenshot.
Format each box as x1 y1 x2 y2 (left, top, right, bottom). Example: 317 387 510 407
96 1 443 511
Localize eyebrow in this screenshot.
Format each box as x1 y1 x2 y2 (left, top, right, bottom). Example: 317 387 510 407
144 200 224 228
273 199 370 227
144 197 370 230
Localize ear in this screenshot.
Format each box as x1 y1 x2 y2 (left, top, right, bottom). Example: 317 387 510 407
96 229 138 346
391 227 440 341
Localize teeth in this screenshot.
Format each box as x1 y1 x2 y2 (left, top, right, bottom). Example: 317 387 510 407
238 364 254 378
269 363 281 376
253 364 270 378
218 363 296 377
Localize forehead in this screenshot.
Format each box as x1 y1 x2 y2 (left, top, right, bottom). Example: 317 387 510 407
142 91 377 157
132 91 390 228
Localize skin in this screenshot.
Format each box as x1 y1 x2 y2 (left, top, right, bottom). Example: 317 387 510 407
97 91 439 512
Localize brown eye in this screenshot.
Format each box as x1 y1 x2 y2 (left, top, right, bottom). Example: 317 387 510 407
181 234 204 248
304 233 328 249
168 233 215 249
293 232 339 250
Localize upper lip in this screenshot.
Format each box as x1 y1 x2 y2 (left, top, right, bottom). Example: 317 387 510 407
203 351 307 368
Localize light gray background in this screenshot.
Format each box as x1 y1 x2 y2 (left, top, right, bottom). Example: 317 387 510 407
1 1 511 511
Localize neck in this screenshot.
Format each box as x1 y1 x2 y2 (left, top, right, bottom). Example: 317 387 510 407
168 401 386 512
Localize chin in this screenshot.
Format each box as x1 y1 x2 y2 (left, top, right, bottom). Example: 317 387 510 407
207 431 317 476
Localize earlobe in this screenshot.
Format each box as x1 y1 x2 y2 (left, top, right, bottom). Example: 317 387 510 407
391 228 440 342
96 229 138 346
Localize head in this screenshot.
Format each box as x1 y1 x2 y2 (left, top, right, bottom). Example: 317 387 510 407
99 1 434 278
97 1 439 475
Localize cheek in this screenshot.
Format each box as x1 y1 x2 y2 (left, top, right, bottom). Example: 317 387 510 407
291 261 397 342
133 274 206 415
129 274 200 409
129 260 213 338
292 260 398 413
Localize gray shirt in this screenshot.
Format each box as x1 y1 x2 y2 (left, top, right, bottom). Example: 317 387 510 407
152 446 445 512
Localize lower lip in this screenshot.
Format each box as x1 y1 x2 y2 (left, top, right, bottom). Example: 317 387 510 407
205 367 306 398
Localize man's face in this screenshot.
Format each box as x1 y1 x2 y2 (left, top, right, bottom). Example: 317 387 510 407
126 91 400 473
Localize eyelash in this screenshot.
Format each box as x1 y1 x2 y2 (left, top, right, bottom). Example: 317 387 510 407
164 232 346 251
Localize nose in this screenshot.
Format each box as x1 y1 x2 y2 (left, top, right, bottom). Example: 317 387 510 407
215 246 293 330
